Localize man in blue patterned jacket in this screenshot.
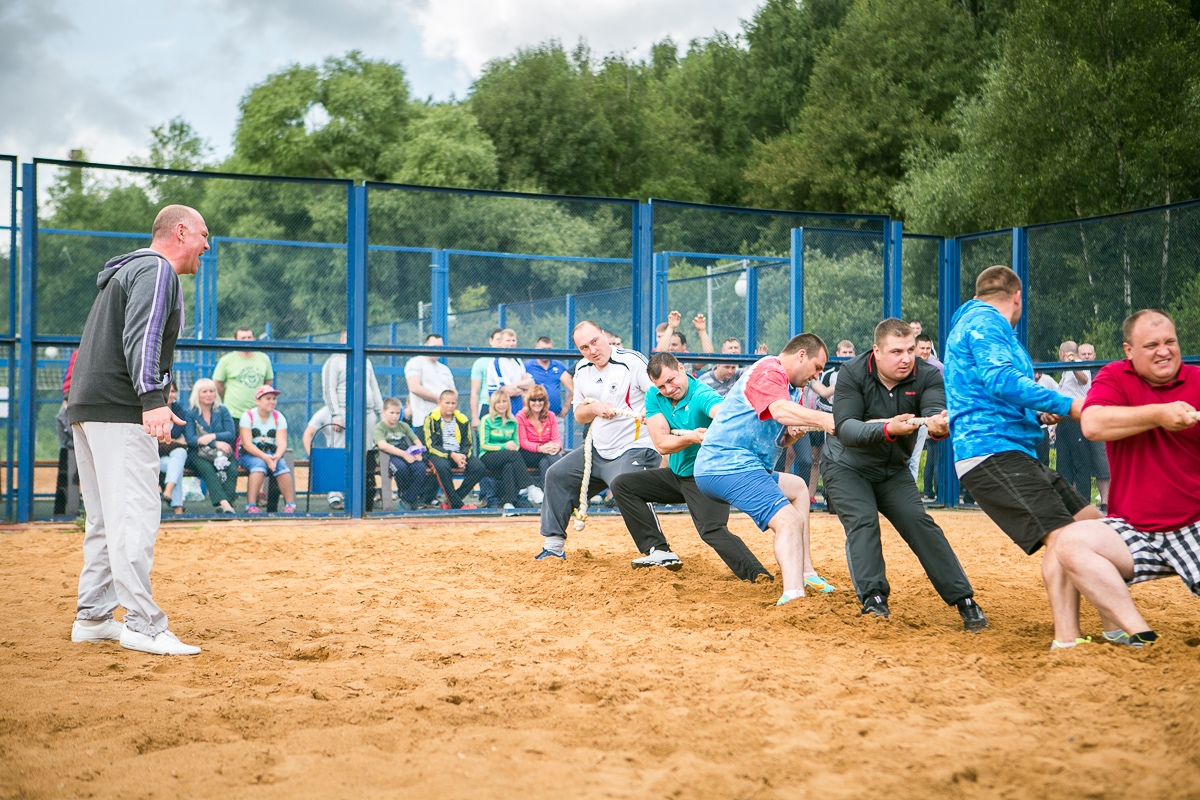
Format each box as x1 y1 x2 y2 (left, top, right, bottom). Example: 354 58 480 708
945 265 1105 650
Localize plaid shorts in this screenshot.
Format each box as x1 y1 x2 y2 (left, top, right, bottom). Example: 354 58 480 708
1103 517 1200 595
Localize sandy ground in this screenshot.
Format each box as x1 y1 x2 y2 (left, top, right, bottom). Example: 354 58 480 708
1 509 1199 800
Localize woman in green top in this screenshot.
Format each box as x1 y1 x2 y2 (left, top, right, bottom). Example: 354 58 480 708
480 391 534 510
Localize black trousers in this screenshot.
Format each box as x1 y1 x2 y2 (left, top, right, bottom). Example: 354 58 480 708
428 453 485 509
481 448 532 504
609 467 769 582
822 459 974 605
1055 418 1092 501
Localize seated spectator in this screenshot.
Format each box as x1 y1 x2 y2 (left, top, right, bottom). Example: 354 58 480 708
486 328 535 415
698 337 744 397
480 391 537 511
405 334 456 435
238 385 296 514
301 405 345 510
184 378 238 514
158 382 189 516
374 397 427 512
422 390 485 510
655 311 715 356
606 332 623 348
517 384 563 491
525 336 574 418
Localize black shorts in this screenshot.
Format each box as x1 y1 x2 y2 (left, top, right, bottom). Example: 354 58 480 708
958 450 1089 555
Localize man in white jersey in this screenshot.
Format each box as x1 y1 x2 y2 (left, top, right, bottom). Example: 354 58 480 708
535 320 660 560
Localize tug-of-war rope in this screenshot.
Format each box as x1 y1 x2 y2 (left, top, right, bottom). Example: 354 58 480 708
574 399 642 531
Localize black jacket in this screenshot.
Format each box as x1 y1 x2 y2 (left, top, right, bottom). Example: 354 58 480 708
822 352 947 477
68 249 182 425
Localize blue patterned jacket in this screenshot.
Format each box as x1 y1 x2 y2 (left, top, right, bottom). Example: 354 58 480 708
944 300 1072 462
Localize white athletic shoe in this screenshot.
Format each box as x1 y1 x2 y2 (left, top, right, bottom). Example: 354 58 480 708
71 618 124 642
631 547 683 571
119 628 201 656
525 485 544 505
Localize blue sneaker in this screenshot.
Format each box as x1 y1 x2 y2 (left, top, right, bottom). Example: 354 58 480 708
804 574 836 593
534 548 565 561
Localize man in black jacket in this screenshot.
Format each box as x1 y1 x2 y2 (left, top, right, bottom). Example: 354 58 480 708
68 205 208 656
822 319 988 631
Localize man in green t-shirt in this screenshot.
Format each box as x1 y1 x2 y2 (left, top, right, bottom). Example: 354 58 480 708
213 326 274 420
610 352 771 581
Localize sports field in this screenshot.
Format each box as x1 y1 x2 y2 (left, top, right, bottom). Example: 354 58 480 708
2 509 1198 799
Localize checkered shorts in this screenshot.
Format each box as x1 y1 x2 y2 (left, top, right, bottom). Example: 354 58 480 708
1103 517 1200 595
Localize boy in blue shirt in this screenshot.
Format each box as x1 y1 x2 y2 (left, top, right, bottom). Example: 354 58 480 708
610 353 772 581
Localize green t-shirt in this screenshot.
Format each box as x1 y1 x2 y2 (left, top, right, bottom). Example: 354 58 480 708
213 351 274 419
471 356 491 415
374 419 418 452
480 415 518 451
644 377 722 478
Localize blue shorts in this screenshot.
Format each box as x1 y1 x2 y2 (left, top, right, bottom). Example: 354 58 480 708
239 452 290 477
695 470 788 531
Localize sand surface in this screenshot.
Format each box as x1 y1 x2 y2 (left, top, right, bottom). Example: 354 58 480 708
2 509 1199 799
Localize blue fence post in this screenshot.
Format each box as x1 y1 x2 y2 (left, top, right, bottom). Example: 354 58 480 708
633 202 653 354
884 220 904 319
564 294 575 344
16 163 36 523
789 228 805 336
431 250 449 340
1012 226 1029 349
389 322 398 398
207 239 218 339
497 303 506 330
744 265 759 353
346 184 368 518
651 252 669 334
938 236 961 509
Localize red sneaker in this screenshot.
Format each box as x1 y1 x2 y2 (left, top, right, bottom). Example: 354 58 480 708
459 503 478 510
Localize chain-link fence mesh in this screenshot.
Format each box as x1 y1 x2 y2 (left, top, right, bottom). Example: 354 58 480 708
662 254 777 355
34 162 349 339
902 234 941 340
366 186 635 347
1027 203 1200 363
958 232 1012 310
651 202 889 353
801 229 885 351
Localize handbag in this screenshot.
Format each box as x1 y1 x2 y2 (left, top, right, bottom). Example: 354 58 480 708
192 418 221 462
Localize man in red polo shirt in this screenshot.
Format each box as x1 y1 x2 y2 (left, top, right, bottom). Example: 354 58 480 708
1056 310 1200 647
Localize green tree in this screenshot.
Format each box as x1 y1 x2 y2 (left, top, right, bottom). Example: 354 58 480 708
383 104 499 189
745 0 986 214
229 51 412 180
896 0 1200 235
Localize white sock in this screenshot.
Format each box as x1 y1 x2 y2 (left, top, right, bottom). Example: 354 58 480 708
779 589 805 603
542 536 566 555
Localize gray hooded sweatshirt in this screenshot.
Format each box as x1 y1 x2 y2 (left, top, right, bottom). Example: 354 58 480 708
67 248 183 425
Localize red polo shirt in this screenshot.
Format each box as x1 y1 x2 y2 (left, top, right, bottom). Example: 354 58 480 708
1083 361 1200 532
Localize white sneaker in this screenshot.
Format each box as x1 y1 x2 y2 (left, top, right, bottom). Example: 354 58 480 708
525 485 544 505
503 502 516 516
71 618 124 642
589 494 604 504
631 547 683 571
119 627 201 656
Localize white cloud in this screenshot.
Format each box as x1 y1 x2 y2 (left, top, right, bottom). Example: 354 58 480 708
411 0 760 78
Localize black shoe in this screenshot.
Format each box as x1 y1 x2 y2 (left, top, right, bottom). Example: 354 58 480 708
861 595 890 618
957 598 989 632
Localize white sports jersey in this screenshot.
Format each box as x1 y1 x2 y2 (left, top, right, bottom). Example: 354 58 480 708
573 348 655 459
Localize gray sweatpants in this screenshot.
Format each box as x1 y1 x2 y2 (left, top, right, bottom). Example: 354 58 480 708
539 445 660 540
73 421 169 636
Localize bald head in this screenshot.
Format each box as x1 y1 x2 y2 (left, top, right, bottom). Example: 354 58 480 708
149 204 209 276
151 205 200 241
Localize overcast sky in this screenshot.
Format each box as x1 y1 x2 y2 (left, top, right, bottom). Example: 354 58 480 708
0 0 762 170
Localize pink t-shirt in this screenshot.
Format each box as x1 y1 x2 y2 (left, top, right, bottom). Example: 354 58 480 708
743 357 792 420
517 411 561 452
1083 361 1200 532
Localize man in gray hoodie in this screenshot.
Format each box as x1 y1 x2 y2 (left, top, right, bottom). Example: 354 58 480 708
67 204 209 656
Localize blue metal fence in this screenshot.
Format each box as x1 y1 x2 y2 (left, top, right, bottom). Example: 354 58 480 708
6 155 1200 521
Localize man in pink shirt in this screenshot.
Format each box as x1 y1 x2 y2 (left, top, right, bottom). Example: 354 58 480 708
1056 310 1200 648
